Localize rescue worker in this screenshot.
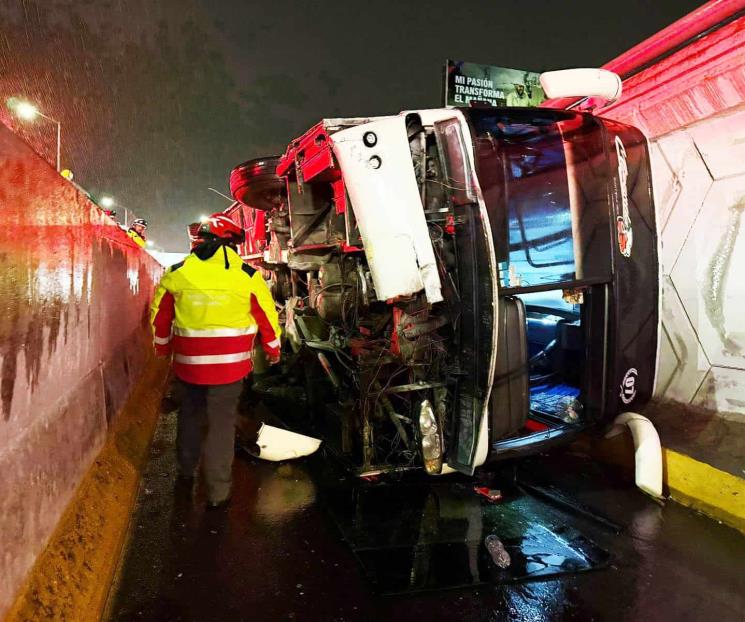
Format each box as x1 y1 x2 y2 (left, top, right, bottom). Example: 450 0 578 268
127 218 148 248
150 213 281 508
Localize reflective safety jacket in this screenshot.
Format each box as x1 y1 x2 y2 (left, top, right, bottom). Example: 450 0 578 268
127 229 147 248
150 245 281 385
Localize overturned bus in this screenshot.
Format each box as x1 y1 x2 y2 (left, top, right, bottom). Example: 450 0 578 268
226 104 658 477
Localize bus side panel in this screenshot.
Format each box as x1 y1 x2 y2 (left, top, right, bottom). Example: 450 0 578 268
601 120 659 418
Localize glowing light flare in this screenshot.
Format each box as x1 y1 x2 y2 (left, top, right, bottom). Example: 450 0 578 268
100 196 115 208
199 214 209 223
14 101 39 121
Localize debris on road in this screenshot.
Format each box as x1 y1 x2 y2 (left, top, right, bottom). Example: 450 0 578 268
485 535 511 569
474 486 503 502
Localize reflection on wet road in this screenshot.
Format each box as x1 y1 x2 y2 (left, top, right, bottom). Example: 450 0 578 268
325 478 610 594
107 410 745 622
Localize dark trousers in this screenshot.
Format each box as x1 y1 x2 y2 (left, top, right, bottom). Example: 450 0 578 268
176 379 243 502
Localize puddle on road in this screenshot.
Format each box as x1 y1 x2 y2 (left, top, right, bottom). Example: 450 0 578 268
321 474 610 595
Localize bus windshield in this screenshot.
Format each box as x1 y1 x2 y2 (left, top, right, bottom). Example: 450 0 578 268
466 108 611 289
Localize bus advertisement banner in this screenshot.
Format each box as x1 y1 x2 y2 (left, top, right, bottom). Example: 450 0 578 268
444 60 546 108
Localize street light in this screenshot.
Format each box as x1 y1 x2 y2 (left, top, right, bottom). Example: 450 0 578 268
15 101 39 121
7 98 62 172
100 196 115 209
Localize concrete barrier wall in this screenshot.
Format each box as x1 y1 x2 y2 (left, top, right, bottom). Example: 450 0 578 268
0 124 162 619
598 14 745 420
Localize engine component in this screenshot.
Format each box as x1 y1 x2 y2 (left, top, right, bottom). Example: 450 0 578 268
275 270 292 301
317 352 340 389
315 261 345 322
375 385 410 449
266 207 291 263
288 250 333 272
382 381 445 394
284 296 304 352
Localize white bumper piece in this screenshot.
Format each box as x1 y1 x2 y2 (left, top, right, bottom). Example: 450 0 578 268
256 423 322 462
605 412 663 498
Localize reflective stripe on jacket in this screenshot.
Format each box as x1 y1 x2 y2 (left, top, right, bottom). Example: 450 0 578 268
149 245 281 385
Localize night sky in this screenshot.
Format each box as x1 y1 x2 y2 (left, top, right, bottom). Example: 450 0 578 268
0 0 702 250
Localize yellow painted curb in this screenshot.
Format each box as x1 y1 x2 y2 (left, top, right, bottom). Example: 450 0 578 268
663 448 745 534
573 434 745 534
5 357 169 622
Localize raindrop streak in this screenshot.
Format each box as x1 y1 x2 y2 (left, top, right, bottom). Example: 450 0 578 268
703 198 745 356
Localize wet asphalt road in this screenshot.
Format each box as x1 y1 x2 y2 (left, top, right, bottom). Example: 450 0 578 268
106 409 745 622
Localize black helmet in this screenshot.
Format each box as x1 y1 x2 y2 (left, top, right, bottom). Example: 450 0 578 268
131 218 148 228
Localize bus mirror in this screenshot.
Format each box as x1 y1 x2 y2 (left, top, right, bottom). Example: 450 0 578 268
539 68 622 104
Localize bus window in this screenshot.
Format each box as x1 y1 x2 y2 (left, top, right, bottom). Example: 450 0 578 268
501 128 575 287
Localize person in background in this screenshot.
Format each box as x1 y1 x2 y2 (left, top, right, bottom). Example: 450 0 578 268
187 221 204 250
127 218 148 248
149 213 281 508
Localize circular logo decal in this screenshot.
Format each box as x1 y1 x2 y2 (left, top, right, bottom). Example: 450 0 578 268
620 367 638 404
